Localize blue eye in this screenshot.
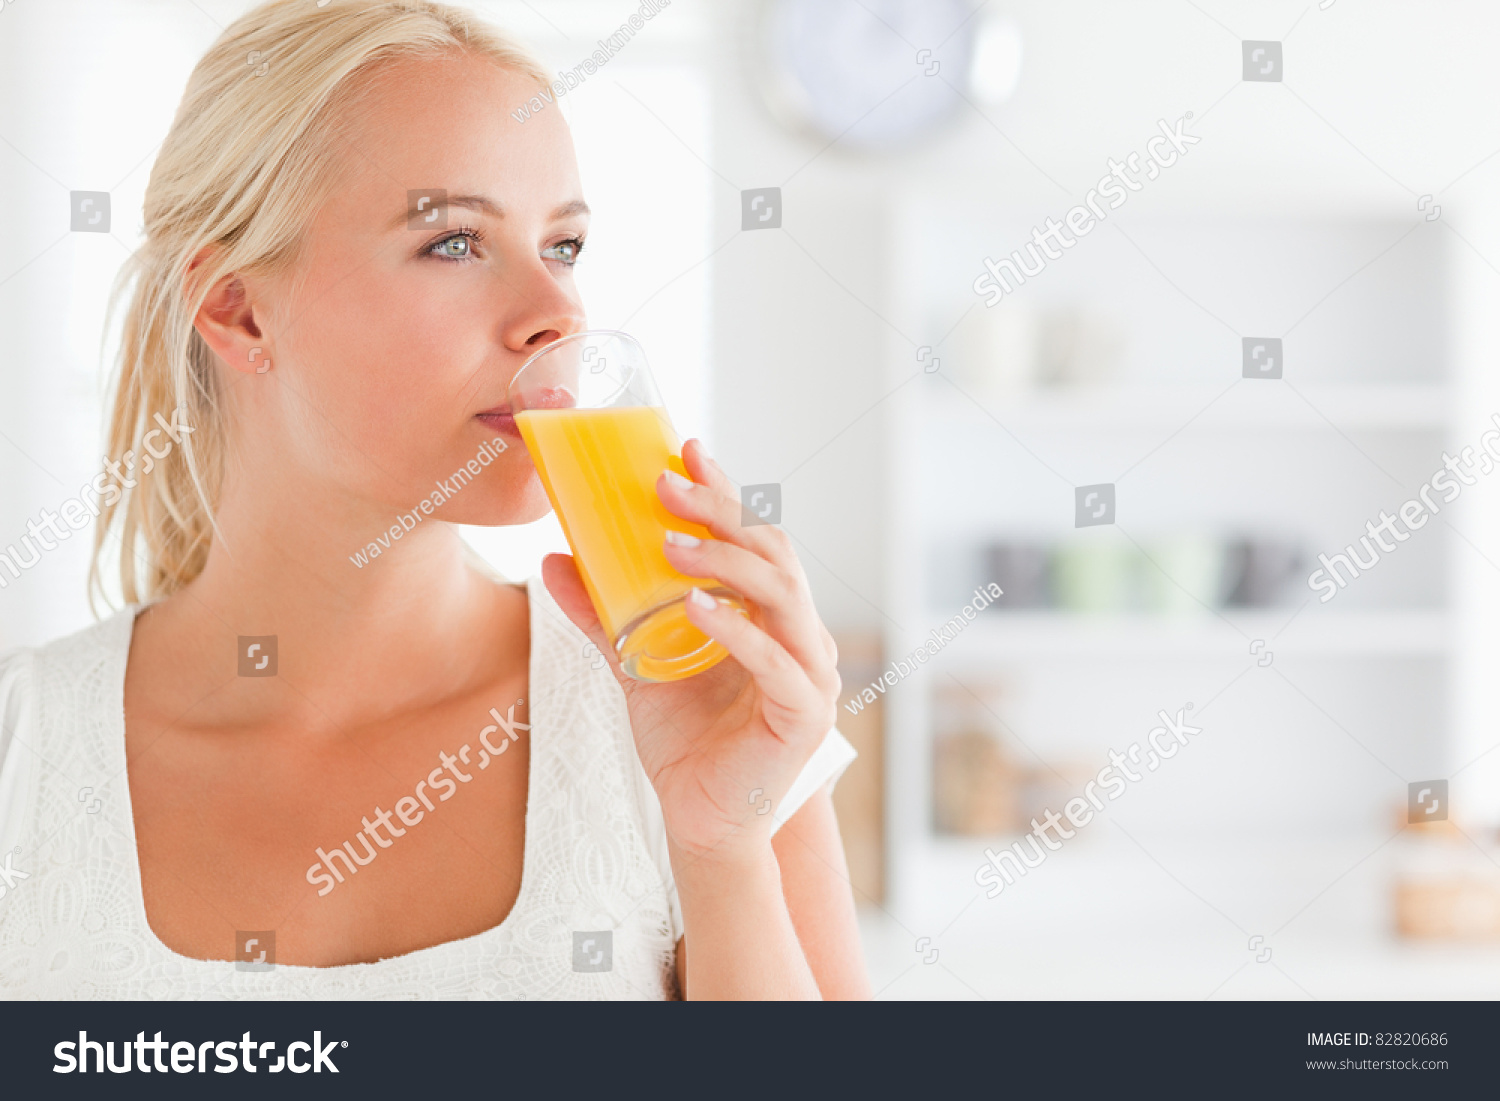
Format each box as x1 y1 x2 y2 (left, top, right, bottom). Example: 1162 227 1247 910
543 237 585 265
428 227 482 261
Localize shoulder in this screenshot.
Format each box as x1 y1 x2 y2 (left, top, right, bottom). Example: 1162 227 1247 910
5 605 139 678
0 639 35 762
0 607 139 753
522 572 597 670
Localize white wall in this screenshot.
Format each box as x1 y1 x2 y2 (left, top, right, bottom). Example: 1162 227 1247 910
0 0 209 648
705 2 893 632
0 0 715 638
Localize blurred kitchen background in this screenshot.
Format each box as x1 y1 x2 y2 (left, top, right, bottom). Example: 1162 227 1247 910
6 0 1500 997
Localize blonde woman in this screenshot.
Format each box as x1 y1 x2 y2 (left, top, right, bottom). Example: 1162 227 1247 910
0 0 868 999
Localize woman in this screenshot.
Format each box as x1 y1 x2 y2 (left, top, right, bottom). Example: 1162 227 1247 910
0 0 868 999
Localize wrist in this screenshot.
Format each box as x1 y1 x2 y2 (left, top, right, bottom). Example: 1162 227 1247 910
666 832 819 1000
667 830 779 885
658 804 778 865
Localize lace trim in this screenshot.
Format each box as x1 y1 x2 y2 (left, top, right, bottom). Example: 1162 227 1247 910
0 578 679 999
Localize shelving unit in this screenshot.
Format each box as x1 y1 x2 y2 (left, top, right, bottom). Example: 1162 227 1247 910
932 610 1448 662
926 381 1449 432
880 202 1452 919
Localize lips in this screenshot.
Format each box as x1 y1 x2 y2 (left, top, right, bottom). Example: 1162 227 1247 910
475 406 521 438
478 385 578 439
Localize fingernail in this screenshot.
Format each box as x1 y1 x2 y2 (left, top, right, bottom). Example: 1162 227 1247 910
664 530 702 548
663 470 694 491
687 587 717 610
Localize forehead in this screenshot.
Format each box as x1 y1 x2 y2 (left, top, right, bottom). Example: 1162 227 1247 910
326 50 581 221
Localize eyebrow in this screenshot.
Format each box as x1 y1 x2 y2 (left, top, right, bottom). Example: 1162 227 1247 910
391 194 590 230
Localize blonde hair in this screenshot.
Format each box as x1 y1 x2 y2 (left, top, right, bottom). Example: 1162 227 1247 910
92 0 548 608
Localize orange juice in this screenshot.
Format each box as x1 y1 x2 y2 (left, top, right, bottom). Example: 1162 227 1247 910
516 405 743 681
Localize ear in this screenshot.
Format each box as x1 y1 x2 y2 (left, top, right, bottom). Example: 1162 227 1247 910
190 251 270 378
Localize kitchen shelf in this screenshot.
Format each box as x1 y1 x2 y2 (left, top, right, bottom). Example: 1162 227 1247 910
923 382 1449 432
909 609 1448 662
883 198 1458 918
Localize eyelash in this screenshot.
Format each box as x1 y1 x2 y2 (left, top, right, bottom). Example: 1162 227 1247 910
545 236 586 265
426 226 485 262
425 225 586 266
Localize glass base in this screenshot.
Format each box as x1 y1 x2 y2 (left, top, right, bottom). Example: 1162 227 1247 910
615 588 746 682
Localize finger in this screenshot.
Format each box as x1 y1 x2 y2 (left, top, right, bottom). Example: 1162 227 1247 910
681 587 828 739
663 531 837 694
819 623 839 666
540 553 626 680
684 440 801 571
675 439 833 678
659 445 801 575
681 437 735 494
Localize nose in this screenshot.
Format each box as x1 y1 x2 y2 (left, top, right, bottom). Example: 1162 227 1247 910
501 262 586 355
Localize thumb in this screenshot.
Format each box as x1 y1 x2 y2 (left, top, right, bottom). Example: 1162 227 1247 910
540 553 624 677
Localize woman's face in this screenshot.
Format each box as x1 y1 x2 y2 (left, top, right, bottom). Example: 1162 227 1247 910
229 50 588 527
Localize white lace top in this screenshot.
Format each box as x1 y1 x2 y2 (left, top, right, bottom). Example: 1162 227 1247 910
0 576 855 1000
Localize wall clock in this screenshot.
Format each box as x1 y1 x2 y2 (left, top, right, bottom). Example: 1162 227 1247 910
753 0 1022 152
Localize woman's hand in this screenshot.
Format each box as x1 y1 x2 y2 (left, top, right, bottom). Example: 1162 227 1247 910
541 438 842 863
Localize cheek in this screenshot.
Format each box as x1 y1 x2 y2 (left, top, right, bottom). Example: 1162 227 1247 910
286 268 495 482
314 283 468 402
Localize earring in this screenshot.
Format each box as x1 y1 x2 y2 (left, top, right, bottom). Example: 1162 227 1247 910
249 347 272 374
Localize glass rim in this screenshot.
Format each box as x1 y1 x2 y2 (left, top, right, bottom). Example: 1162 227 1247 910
512 328 644 380
508 329 650 412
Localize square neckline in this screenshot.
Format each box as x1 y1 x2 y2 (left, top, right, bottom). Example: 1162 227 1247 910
112 577 543 975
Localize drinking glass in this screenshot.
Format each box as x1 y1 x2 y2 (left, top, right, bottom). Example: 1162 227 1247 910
509 331 747 682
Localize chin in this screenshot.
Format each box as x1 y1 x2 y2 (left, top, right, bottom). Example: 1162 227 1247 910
443 476 553 528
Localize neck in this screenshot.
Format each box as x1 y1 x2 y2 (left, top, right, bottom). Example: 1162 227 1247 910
137 469 523 729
